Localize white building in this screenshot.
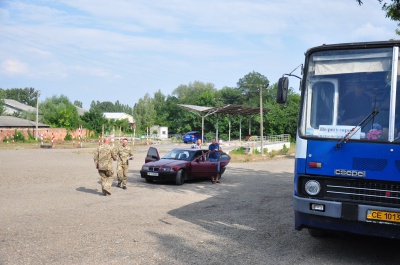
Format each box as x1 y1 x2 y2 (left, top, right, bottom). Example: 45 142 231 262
103 112 135 127
150 125 168 139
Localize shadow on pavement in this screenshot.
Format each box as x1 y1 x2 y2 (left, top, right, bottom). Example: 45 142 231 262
138 164 400 264
76 186 103 196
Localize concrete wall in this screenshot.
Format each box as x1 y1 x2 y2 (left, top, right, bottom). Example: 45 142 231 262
0 127 89 142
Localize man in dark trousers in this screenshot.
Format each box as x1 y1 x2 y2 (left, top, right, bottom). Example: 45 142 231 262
208 138 221 184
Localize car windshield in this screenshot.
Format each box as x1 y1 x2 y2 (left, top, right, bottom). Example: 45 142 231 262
162 150 193 161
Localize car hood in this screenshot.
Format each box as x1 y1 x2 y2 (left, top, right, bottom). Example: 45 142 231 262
145 159 187 167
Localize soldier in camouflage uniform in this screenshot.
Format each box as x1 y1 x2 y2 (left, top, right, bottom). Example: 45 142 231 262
116 138 133 189
94 137 117 196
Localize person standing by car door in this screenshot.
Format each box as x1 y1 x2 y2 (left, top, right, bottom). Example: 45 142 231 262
208 138 221 184
116 138 134 190
94 137 117 196
191 139 202 149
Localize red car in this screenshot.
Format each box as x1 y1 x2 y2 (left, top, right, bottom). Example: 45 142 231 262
140 147 231 185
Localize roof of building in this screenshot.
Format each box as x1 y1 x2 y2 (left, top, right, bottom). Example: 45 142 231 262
4 99 87 116
178 104 270 117
103 112 126 119
75 106 87 116
103 112 135 123
4 99 36 112
0 116 49 127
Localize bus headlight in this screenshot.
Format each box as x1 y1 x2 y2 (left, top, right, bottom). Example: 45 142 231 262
305 180 321 196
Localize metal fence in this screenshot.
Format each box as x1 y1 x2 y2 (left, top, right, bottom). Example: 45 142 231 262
246 134 290 143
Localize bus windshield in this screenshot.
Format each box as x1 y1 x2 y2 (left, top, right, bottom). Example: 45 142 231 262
300 47 400 142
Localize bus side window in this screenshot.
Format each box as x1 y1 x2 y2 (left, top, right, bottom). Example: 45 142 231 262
310 82 334 128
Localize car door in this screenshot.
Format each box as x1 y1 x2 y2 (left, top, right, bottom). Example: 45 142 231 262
145 147 160 163
190 150 219 178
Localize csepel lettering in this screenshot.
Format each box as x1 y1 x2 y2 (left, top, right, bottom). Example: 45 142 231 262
334 169 366 177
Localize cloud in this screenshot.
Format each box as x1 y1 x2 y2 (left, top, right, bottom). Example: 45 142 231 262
1 0 399 109
1 59 29 75
352 23 396 40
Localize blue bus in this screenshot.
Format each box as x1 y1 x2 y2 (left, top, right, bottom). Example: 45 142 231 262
277 40 400 238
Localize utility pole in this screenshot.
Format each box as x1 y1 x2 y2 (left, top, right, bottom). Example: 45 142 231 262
35 90 40 141
260 84 269 156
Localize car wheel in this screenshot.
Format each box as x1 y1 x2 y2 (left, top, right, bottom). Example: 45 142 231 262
145 178 153 183
175 169 185 185
308 228 326 237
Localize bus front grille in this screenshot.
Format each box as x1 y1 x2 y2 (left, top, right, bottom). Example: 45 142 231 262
325 179 400 206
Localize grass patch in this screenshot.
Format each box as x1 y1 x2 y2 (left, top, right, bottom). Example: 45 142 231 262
229 143 296 162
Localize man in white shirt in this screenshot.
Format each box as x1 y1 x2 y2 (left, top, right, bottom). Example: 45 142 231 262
191 139 202 149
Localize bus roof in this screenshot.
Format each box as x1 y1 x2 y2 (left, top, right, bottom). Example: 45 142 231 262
305 40 400 56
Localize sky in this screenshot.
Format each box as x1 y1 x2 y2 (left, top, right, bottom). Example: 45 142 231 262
0 0 399 110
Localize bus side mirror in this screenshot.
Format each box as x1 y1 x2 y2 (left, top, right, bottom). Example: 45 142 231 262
276 77 289 104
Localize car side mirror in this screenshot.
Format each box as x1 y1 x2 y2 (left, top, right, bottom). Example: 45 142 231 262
276 77 289 104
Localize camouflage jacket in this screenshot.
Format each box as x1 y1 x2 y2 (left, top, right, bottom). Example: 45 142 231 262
116 145 133 165
94 144 117 171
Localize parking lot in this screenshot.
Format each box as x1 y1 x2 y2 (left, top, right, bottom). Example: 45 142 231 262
1 144 400 264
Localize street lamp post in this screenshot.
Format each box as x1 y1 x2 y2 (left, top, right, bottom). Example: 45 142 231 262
35 90 40 141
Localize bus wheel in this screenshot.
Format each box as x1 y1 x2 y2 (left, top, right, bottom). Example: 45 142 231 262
308 228 326 237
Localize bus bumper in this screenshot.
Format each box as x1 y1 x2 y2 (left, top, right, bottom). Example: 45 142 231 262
294 195 400 238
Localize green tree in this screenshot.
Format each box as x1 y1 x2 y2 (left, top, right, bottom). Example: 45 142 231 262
153 90 167 126
0 89 5 115
172 81 217 105
236 71 269 106
90 101 116 112
19 110 37 121
40 95 81 129
81 109 108 133
90 100 133 115
2 87 37 106
133 93 156 132
219 86 245 105
74 100 83 108
265 84 300 139
114 100 133 114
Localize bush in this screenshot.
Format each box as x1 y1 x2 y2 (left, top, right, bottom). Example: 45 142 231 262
27 129 35 140
281 144 289 155
13 130 25 142
230 147 246 155
64 133 72 141
269 150 276 158
219 134 228 141
3 136 8 143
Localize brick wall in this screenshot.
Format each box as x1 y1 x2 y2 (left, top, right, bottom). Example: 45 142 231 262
0 127 89 142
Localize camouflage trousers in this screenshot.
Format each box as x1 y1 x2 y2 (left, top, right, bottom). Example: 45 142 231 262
117 163 129 187
99 170 114 194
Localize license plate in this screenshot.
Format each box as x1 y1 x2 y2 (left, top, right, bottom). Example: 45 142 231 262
366 210 400 223
147 172 158 176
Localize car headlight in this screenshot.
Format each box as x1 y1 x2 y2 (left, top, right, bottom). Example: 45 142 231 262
160 167 174 172
305 180 321 196
142 166 149 171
